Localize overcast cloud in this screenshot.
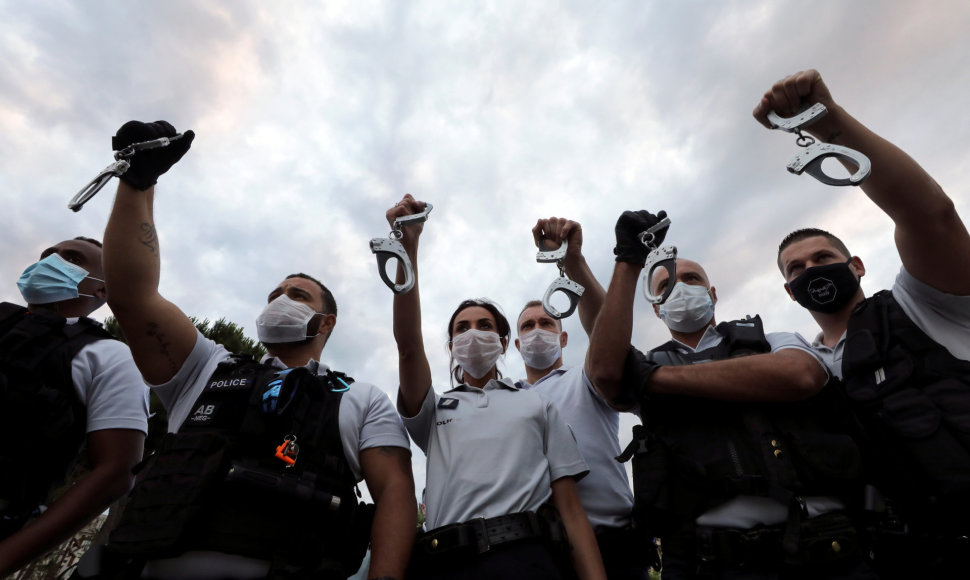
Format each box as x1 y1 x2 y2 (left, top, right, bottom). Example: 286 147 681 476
2 0 968 498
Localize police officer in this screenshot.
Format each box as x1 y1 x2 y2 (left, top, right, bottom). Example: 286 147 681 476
387 195 606 580
587 213 874 579
760 69 970 578
515 217 654 579
1 237 148 576
92 121 416 579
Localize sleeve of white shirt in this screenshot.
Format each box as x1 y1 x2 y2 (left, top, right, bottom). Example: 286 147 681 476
541 395 589 482
71 339 150 434
398 386 436 454
339 383 412 481
765 330 831 380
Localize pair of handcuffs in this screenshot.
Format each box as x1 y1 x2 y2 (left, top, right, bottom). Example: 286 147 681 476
537 239 585 319
767 104 871 186
369 203 433 294
67 134 186 212
639 217 678 305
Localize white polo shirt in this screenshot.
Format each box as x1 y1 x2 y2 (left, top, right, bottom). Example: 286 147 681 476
400 376 588 530
521 366 634 530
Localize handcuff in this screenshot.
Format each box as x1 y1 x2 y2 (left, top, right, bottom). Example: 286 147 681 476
537 239 585 319
68 133 186 212
767 103 871 186
369 202 433 294
638 217 678 305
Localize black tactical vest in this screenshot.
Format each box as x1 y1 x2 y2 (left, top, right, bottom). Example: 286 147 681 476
619 316 863 538
0 302 111 532
842 290 970 532
108 355 372 578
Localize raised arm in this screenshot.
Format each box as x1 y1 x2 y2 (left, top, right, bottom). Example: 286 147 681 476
103 121 197 384
532 217 606 337
586 211 666 408
386 194 433 417
754 69 970 295
359 446 416 580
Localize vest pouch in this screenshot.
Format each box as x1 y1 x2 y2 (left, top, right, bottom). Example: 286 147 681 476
781 429 863 490
620 426 682 536
108 431 232 557
843 344 915 405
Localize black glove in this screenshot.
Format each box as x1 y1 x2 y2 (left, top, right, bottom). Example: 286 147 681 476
112 120 195 191
613 210 668 265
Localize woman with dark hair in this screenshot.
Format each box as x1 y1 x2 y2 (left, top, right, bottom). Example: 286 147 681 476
386 194 606 580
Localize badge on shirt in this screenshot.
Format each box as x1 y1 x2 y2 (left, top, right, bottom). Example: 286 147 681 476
438 397 459 410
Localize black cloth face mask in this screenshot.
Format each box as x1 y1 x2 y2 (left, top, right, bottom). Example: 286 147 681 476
787 258 860 313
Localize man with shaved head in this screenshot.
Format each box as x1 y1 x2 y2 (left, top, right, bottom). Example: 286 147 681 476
587 212 872 579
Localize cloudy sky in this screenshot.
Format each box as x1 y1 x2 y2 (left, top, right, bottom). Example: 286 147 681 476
3 0 968 498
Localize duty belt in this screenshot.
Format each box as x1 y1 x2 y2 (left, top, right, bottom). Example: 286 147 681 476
690 512 860 568
415 511 545 558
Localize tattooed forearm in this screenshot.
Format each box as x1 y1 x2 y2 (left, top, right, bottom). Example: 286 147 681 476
139 222 159 258
146 321 179 374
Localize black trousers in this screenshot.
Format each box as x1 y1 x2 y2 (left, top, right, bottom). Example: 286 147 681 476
408 540 565 580
594 527 656 580
660 553 878 580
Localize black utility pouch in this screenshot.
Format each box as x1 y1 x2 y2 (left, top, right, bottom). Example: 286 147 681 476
108 431 231 557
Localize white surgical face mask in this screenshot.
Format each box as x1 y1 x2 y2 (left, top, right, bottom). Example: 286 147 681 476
255 295 319 343
658 282 715 333
518 329 562 370
451 328 504 380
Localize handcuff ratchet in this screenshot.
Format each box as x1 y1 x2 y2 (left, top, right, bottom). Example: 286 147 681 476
638 217 679 305
537 239 585 320
369 203 433 294
767 105 871 186
68 134 185 212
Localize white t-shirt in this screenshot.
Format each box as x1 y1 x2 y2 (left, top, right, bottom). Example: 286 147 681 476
68 318 149 434
400 376 588 530
521 366 634 530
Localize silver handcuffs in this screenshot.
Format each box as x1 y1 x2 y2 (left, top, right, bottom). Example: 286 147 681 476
369 203 433 294
638 217 678 305
68 134 185 212
537 239 585 320
767 104 871 186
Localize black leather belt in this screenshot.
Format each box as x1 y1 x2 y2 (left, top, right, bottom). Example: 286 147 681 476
415 511 545 558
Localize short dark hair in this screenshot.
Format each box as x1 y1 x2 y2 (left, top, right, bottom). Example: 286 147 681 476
286 273 337 315
777 228 851 273
447 298 511 386
517 299 562 331
73 236 103 248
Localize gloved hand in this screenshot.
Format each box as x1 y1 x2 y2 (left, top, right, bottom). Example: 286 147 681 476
112 121 195 191
613 210 668 266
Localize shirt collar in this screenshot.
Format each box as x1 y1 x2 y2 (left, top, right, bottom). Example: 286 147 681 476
668 324 723 353
449 375 520 393
260 355 329 376
529 365 571 388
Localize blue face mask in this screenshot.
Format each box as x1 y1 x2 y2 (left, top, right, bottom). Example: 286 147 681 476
17 253 102 305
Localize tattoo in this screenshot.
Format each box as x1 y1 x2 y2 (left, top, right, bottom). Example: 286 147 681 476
139 222 159 258
826 130 843 144
146 321 178 373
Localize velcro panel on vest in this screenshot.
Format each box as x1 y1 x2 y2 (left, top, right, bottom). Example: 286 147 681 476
1 306 107 516
842 291 970 527
109 432 231 557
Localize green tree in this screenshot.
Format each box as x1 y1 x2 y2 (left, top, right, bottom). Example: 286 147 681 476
103 315 266 360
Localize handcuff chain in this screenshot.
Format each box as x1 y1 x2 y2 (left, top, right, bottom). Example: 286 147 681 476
794 129 816 148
